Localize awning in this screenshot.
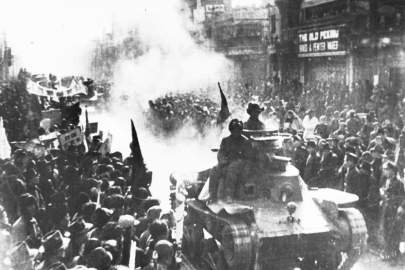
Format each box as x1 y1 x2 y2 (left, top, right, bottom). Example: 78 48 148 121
302 0 336 9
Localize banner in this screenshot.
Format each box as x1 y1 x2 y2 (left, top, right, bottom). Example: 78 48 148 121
39 131 60 142
12 139 47 158
27 75 88 99
58 128 83 150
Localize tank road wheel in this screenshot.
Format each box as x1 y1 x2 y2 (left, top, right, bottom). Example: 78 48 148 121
337 208 368 270
219 221 253 270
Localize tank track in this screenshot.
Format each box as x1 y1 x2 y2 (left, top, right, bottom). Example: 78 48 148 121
183 201 254 270
338 207 368 270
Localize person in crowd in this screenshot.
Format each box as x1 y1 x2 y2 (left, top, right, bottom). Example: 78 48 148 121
314 115 330 139
292 135 307 177
209 119 253 201
346 110 361 136
302 109 319 140
12 193 42 247
318 140 338 188
36 230 70 270
303 141 320 186
244 103 265 130
284 110 303 134
380 162 405 259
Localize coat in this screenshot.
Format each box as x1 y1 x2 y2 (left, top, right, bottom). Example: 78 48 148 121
303 153 320 186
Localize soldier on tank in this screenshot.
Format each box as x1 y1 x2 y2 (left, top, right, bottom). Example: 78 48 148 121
244 103 265 131
209 119 253 202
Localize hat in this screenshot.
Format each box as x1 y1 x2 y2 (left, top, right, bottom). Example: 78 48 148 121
154 240 174 263
93 208 113 228
118 214 140 229
105 194 125 209
306 141 316 148
229 119 243 132
247 103 264 115
42 230 70 253
82 238 102 256
147 205 162 221
132 187 150 201
101 222 123 240
68 218 93 235
87 247 112 270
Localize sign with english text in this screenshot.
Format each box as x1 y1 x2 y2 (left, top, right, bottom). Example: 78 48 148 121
298 27 346 57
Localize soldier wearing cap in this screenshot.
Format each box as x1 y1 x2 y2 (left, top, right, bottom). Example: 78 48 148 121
318 140 338 188
292 134 307 177
303 141 320 186
209 119 253 202
244 103 265 131
342 152 361 199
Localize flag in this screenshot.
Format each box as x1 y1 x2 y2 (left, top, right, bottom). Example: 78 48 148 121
85 109 90 138
216 82 230 124
131 119 145 169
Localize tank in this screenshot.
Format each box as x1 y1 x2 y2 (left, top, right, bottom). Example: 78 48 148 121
171 130 368 270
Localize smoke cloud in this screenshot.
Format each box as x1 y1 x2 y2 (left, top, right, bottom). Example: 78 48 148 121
1 0 234 204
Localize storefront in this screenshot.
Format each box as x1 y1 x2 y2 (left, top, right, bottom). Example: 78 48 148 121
297 26 351 85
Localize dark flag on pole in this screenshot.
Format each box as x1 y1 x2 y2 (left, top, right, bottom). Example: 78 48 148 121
216 82 230 125
130 119 145 169
85 109 90 137
84 109 91 147
130 119 152 189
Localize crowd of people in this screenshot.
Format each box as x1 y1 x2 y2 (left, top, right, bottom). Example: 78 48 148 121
2 71 405 268
242 103 405 262
0 120 185 270
147 93 220 135
0 85 185 269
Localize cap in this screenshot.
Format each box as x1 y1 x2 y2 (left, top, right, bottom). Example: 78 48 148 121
68 218 93 235
42 230 70 253
247 103 264 115
154 240 174 263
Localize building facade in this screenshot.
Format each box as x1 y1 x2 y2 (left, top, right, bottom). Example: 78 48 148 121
191 0 281 91
274 0 405 101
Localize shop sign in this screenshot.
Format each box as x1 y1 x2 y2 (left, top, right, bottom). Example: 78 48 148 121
205 4 225 13
298 28 345 57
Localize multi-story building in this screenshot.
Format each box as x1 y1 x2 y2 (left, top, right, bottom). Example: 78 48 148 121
275 0 405 100
191 0 281 91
